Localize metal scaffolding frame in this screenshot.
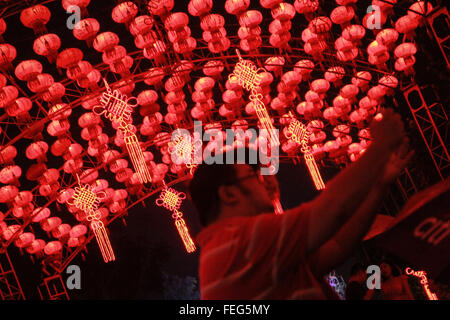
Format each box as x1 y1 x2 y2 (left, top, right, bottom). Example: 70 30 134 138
403 84 450 181
0 250 25 300
37 273 69 300
427 6 450 69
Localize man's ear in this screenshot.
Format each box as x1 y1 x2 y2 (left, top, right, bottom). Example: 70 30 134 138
217 185 240 205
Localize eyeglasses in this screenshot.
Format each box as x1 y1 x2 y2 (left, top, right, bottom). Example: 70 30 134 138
224 170 262 185
225 167 275 190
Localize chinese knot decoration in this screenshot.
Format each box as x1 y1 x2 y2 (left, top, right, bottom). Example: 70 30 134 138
94 79 152 184
168 130 202 175
156 183 196 253
229 49 279 147
67 174 115 263
285 112 325 190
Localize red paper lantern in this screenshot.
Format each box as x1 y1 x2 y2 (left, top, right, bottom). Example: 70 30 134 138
20 5 51 34
33 33 61 62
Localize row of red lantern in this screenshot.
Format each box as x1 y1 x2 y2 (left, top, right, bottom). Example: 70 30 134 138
140 112 164 137
192 76 216 122
265 1 296 50
0 75 33 121
93 32 133 76
190 0 231 54
164 12 197 57
226 0 264 53
127 11 167 64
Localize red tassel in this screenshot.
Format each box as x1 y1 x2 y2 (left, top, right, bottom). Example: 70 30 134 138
304 153 325 190
175 218 196 253
273 198 284 215
91 220 115 262
123 129 152 184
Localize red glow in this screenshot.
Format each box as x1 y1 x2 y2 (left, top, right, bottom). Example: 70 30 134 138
168 132 201 174
285 112 325 190
273 198 284 215
156 184 196 253
91 220 115 263
95 79 152 184
67 174 105 213
405 267 438 300
156 186 186 212
67 175 115 263
95 78 136 124
123 127 152 183
175 215 196 253
229 49 279 146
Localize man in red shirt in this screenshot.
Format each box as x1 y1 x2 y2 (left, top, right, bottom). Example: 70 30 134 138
189 109 412 299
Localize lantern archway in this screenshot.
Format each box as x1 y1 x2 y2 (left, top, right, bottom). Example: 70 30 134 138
0 0 446 299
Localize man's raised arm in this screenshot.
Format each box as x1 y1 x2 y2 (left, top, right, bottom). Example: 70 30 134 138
300 109 406 254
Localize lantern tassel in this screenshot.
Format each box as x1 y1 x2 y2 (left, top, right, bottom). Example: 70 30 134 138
123 129 152 184
175 218 196 253
304 152 325 190
273 198 284 215
91 220 115 263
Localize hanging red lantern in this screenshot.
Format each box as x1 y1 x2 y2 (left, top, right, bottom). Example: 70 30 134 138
0 44 17 70
0 185 19 203
331 6 355 28
52 224 71 239
15 60 43 81
0 146 17 165
44 240 63 255
26 141 49 162
342 24 366 42
0 166 22 185
73 18 100 44
352 71 372 92
188 0 213 17
27 73 54 93
93 32 120 53
56 48 83 69
147 0 174 18
20 4 51 35
33 33 61 63
26 239 46 255
408 1 433 25
31 207 51 223
395 15 419 38
0 18 6 40
112 2 138 26
0 86 18 109
14 233 35 248
294 0 319 16
42 82 66 103
225 0 250 16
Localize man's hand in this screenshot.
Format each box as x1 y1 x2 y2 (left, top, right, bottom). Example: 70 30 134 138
370 109 405 152
381 138 414 184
